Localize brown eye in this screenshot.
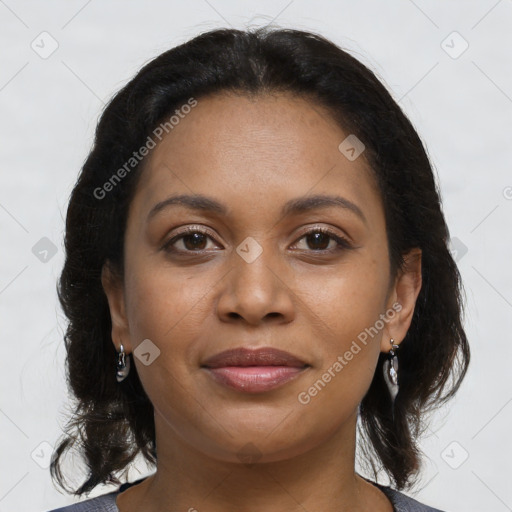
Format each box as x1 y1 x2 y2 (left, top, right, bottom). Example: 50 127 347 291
292 228 352 252
304 232 332 250
181 232 208 251
162 227 220 254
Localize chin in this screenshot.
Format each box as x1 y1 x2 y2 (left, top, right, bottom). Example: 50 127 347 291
186 416 329 466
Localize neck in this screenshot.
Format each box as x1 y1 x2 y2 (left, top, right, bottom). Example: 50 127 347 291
116 409 391 512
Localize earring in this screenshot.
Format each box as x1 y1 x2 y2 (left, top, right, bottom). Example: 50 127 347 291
116 344 131 382
383 338 399 418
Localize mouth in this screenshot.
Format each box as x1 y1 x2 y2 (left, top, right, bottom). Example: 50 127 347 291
201 347 310 393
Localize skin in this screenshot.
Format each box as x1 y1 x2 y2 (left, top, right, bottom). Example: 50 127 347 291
102 91 422 512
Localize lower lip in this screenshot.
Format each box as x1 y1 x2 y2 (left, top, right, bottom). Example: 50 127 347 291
204 366 307 393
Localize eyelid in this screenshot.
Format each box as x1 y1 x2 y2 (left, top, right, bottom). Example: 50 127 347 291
161 225 222 251
290 225 352 250
162 223 353 254
294 224 351 241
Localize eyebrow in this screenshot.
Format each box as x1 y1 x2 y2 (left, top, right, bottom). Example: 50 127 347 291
147 193 367 226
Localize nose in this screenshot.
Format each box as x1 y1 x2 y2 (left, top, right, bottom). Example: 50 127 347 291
216 242 296 326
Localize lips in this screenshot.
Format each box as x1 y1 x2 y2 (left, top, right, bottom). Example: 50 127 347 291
202 347 308 368
201 347 310 393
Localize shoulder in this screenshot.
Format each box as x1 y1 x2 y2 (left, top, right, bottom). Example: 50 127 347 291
45 491 119 512
378 484 447 512
46 477 446 512
45 477 147 512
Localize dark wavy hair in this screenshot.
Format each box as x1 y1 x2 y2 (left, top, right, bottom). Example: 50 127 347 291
50 26 470 496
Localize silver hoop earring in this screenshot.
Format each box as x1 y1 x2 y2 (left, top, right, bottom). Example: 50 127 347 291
383 338 399 418
116 344 131 382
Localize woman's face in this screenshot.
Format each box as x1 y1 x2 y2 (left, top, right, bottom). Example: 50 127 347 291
103 92 421 463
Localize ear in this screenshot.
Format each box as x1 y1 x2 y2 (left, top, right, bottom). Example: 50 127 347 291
101 261 133 353
380 247 422 353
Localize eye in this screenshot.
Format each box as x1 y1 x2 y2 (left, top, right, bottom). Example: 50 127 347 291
291 227 352 252
162 226 221 253
162 225 352 255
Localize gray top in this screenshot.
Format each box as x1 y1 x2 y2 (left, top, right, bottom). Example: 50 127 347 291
47 477 446 512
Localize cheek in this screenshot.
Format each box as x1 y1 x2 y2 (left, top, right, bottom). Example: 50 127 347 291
293 256 388 394
295 274 384 423
298 254 389 342
122 268 213 398
125 263 212 342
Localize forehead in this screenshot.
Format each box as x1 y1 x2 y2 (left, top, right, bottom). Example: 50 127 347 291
130 92 383 226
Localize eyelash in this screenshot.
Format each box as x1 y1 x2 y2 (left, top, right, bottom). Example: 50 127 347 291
162 226 353 255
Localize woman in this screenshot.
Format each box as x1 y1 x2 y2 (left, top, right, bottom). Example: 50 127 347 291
48 26 470 512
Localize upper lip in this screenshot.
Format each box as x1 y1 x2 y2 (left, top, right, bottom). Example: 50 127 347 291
201 347 308 369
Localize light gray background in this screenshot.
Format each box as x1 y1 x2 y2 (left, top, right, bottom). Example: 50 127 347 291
1 1 511 511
